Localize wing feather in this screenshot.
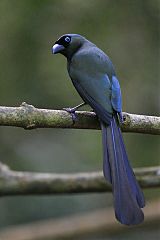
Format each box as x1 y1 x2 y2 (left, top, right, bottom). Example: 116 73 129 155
72 79 112 124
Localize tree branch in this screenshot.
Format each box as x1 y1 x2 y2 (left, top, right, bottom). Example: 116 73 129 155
0 163 159 196
0 102 159 134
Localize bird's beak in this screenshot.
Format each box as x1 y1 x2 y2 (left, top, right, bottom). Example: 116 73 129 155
52 44 65 54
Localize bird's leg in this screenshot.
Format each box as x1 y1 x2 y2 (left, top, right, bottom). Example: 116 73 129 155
63 102 86 121
63 102 86 112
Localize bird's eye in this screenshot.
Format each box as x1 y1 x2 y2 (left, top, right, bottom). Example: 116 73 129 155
65 36 71 43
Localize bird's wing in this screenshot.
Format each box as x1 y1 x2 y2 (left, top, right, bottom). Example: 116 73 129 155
111 76 122 113
71 73 113 124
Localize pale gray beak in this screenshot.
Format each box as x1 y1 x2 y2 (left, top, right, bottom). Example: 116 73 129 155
52 44 65 54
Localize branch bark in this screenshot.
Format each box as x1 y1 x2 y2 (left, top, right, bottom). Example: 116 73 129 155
0 163 159 196
0 102 159 134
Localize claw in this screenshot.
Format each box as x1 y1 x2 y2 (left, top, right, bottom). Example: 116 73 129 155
63 107 75 113
63 107 77 122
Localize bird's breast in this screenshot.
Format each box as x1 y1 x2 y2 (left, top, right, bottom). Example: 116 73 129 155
68 54 106 83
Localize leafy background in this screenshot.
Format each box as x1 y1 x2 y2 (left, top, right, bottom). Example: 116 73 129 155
0 0 159 239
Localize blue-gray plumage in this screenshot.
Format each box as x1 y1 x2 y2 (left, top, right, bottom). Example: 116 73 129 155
52 34 145 225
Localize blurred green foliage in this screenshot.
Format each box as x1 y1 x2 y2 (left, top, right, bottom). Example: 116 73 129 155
0 0 159 238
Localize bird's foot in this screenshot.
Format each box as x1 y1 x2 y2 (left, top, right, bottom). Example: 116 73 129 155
63 107 77 122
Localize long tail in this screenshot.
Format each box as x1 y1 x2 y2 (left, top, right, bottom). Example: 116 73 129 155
101 117 145 225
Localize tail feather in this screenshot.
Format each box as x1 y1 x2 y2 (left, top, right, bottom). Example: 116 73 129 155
116 124 145 208
101 123 112 183
101 117 145 225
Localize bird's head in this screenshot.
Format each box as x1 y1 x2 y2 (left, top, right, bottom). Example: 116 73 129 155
52 34 86 59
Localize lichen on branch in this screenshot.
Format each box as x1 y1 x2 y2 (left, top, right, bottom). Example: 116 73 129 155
0 102 159 134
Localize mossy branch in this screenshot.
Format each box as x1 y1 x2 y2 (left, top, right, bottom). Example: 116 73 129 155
0 163 159 196
0 102 159 134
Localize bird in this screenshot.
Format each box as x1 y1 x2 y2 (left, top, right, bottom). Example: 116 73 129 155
52 34 145 225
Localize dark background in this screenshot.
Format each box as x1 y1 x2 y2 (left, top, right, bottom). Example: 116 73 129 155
0 0 159 239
